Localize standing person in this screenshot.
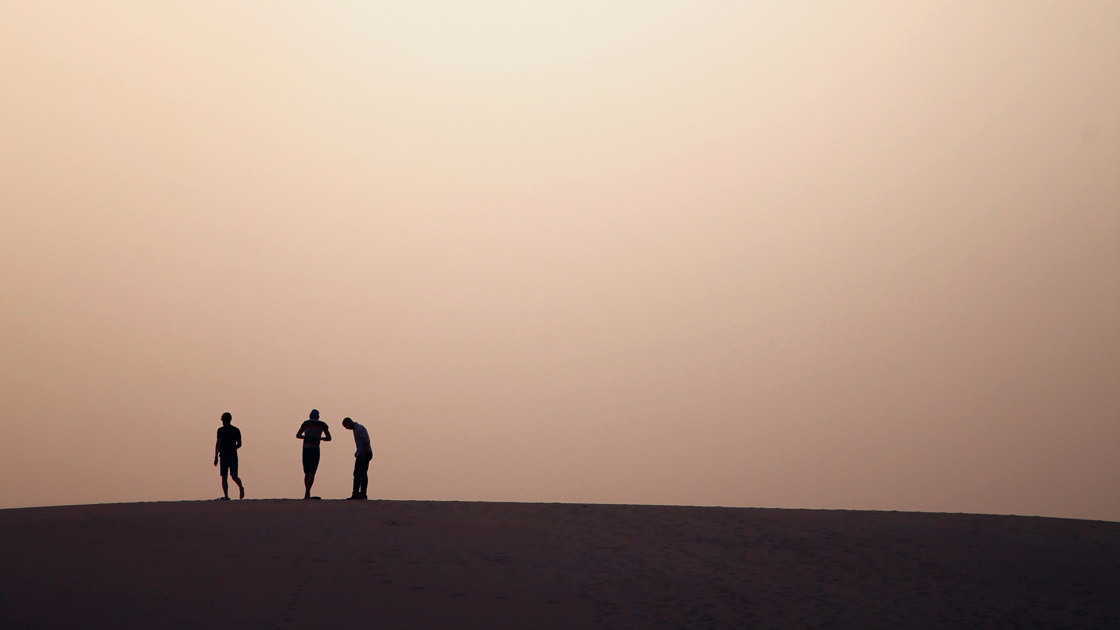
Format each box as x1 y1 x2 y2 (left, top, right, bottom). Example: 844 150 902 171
213 412 244 500
342 417 372 500
296 409 331 500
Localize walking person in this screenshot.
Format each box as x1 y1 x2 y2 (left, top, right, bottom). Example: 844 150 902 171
214 412 244 500
342 417 372 500
296 409 331 499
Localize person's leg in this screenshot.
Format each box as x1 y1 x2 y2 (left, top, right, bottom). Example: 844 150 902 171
363 452 372 498
302 448 312 498
230 457 244 499
357 452 371 499
220 458 230 498
350 456 362 499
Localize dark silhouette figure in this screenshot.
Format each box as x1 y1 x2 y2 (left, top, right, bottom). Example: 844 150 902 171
214 412 244 500
296 409 331 499
342 417 372 500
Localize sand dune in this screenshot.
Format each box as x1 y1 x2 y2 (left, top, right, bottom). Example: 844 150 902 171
1 500 1117 629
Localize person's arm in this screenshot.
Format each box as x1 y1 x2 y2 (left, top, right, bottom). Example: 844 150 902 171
322 426 332 442
214 436 220 466
296 423 306 440
235 432 242 450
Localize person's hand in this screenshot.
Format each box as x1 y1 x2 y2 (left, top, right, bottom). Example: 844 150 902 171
213 457 218 466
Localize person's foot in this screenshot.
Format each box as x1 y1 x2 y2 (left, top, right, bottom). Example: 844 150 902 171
219 496 230 501
359 494 368 500
240 486 245 499
310 496 321 500
346 495 360 500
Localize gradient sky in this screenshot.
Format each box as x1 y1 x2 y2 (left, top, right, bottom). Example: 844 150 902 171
1 1 1118 521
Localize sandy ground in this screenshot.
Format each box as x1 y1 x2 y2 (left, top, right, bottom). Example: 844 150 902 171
0 500 1117 629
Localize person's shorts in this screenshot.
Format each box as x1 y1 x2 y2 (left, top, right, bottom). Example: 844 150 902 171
219 454 238 478
302 447 321 474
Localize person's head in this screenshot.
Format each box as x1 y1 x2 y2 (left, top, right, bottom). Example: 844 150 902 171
221 412 232 425
342 417 354 430
310 409 319 420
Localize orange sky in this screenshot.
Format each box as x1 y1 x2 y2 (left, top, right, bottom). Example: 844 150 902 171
1 2 1117 521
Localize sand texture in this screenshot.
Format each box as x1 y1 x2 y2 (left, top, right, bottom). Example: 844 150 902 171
1 500 1117 629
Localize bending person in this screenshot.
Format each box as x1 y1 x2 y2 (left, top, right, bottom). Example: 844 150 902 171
342 417 373 500
296 409 331 499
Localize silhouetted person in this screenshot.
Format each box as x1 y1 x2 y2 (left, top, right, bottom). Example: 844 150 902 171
342 417 372 500
214 412 244 500
296 409 331 499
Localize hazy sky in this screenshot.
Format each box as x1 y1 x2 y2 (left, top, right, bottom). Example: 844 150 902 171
1 2 1117 521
